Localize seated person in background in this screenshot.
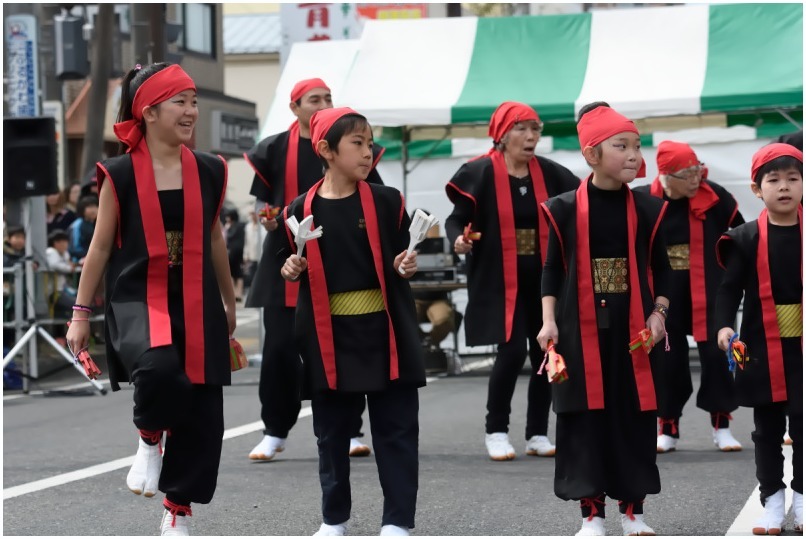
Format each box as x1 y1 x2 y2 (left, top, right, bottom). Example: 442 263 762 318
411 216 457 349
68 195 99 264
45 229 76 291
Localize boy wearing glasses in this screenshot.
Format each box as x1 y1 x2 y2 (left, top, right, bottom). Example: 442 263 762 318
634 141 745 453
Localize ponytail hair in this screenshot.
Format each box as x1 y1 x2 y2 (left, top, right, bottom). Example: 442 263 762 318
116 62 172 154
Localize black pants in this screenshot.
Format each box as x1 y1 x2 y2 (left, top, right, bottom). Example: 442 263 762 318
656 329 737 424
259 307 367 438
486 289 551 439
312 386 419 528
754 402 803 503
131 346 224 505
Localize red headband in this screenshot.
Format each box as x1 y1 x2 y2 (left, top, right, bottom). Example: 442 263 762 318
290 78 331 102
113 64 196 151
488 101 540 143
751 142 804 180
577 106 646 178
310 107 362 157
656 140 700 175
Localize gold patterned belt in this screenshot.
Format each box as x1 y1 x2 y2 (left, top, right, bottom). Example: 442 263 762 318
329 288 385 316
166 231 183 266
516 228 536 256
593 257 629 294
667 243 690 271
776 304 802 338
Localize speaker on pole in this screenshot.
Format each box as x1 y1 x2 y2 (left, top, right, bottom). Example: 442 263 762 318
4 116 58 199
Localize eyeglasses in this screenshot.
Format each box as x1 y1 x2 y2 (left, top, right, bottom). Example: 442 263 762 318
668 164 704 181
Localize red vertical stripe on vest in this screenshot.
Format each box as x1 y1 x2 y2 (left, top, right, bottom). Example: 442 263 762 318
358 181 399 380
626 188 657 411
688 210 708 341
489 151 518 343
302 181 338 389
528 158 550 266
284 122 302 308
181 146 206 384
575 179 604 410
131 143 171 348
757 208 795 403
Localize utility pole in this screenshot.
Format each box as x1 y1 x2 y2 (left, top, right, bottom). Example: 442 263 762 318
149 4 166 63
130 3 150 66
79 3 113 180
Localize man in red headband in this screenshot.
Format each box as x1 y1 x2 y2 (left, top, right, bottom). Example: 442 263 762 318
538 102 672 536
634 140 745 454
445 101 579 462
243 79 384 462
715 142 803 535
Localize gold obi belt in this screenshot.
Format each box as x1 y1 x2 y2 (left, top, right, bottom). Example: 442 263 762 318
593 257 629 294
666 243 690 271
776 304 803 338
329 288 385 316
166 231 183 266
516 228 537 256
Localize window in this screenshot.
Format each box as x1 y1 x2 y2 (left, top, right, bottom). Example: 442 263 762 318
176 4 216 57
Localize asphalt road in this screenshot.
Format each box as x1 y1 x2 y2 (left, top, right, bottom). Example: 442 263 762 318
2 307 799 536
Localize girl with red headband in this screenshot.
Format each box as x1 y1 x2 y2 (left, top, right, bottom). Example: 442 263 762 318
715 143 803 535
538 103 671 536
445 101 579 462
66 63 236 536
279 107 425 536
243 78 382 464
634 140 745 454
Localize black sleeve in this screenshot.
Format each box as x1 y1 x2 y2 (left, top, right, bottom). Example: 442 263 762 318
541 219 565 298
445 196 474 247
650 221 672 300
730 208 745 228
399 202 412 253
713 241 745 333
249 176 272 201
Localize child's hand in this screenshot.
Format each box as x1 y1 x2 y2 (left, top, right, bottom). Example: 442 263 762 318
646 313 666 347
717 327 736 352
261 217 279 232
282 254 307 281
395 250 417 278
537 321 559 351
454 235 473 255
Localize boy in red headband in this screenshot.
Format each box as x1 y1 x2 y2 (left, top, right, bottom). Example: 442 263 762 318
538 103 672 536
715 143 803 535
66 62 236 535
280 107 425 537
634 140 745 453
445 101 579 461
244 78 383 463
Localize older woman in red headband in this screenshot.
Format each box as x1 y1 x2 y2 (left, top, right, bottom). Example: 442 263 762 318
66 63 236 535
445 101 579 461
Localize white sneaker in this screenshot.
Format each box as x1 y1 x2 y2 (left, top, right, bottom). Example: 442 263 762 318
313 522 347 536
485 432 516 461
127 438 162 497
656 434 677 454
349 437 372 457
380 524 410 536
621 514 655 536
525 435 556 457
713 428 742 452
160 509 190 536
793 491 803 533
576 516 606 536
753 489 786 535
248 435 286 461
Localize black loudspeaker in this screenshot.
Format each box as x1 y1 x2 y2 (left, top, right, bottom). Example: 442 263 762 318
4 117 58 199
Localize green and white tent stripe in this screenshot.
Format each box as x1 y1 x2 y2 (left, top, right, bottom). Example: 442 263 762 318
261 3 802 160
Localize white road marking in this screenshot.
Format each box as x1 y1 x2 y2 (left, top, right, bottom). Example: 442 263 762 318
2 361 479 500
725 445 794 535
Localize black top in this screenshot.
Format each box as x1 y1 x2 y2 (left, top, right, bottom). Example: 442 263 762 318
769 223 802 304
312 191 380 293
660 196 690 246
158 189 184 232
47 209 77 235
588 182 628 259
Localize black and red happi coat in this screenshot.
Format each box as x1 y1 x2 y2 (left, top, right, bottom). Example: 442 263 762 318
97 145 230 391
540 180 668 414
445 154 580 346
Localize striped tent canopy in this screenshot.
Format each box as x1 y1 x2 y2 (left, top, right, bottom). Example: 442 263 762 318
262 3 802 158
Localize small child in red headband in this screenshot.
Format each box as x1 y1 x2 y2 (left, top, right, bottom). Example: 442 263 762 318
280 107 425 536
538 102 672 536
715 143 803 535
